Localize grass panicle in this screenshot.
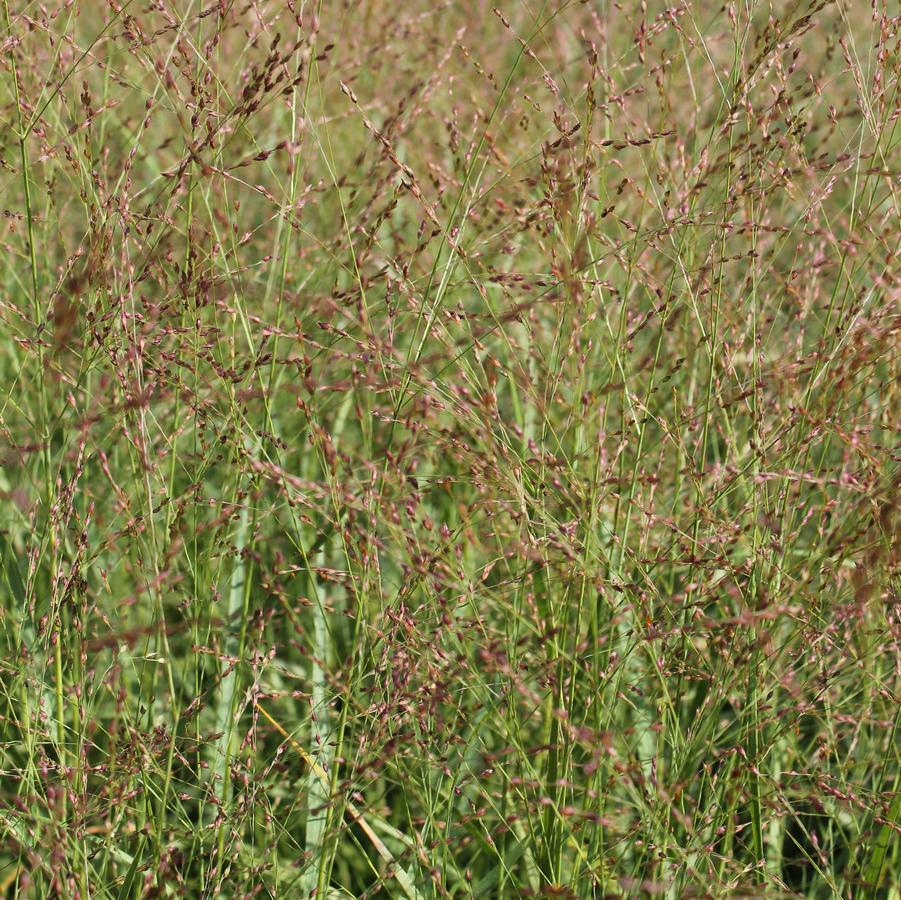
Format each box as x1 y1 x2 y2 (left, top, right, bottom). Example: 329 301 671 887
0 0 898 896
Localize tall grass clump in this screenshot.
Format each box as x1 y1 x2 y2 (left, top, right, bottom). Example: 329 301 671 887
0 0 898 896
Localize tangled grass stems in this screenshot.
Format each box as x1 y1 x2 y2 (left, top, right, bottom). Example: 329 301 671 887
0 0 899 897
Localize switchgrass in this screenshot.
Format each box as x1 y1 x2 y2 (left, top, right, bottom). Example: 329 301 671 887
0 0 899 896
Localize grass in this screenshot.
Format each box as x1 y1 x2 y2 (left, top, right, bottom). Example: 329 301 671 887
0 0 899 896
